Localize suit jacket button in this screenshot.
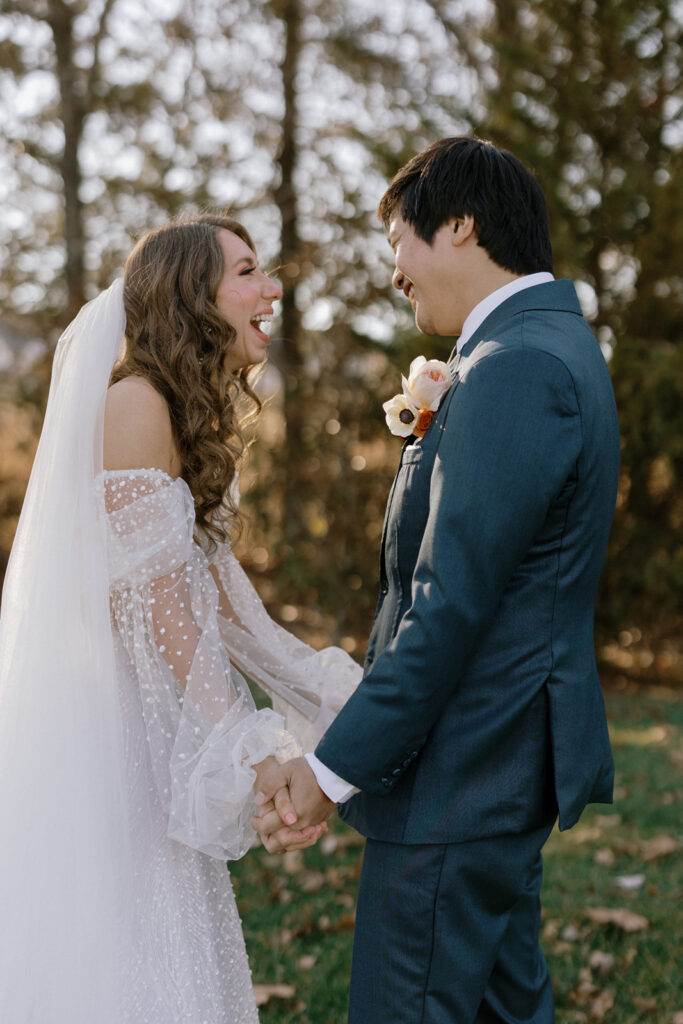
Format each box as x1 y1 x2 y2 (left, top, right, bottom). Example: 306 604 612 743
381 581 388 595
402 758 412 768
381 777 390 787
392 767 401 776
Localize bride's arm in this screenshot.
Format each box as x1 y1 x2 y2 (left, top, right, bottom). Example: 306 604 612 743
102 380 312 858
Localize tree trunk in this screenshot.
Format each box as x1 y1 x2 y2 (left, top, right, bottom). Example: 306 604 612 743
47 0 86 318
274 0 306 542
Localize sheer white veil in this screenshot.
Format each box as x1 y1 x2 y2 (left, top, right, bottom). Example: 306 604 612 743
0 280 132 1022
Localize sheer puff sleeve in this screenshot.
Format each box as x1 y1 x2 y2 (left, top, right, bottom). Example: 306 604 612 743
100 469 297 861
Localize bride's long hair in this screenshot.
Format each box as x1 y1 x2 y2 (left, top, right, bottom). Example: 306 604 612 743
111 213 262 548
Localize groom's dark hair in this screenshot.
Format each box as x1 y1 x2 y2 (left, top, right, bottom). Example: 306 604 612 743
378 136 553 275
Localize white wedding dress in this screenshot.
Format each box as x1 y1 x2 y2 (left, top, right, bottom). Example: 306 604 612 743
100 466 360 1022
0 281 361 1023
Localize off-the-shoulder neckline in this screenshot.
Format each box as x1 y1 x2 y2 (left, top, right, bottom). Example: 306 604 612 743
98 467 179 483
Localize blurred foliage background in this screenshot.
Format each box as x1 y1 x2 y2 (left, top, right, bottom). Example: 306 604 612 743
0 0 681 682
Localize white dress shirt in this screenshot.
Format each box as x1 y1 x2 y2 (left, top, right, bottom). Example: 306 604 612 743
307 271 555 804
456 272 554 354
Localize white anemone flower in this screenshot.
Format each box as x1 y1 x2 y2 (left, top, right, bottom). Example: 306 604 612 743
383 393 420 438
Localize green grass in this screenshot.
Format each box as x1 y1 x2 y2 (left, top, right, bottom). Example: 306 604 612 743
230 688 682 1023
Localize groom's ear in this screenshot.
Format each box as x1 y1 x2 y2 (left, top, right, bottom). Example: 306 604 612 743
450 215 475 246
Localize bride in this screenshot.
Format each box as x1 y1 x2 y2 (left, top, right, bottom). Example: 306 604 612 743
0 213 361 1022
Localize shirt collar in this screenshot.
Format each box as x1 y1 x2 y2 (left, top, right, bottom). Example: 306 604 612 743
456 272 555 354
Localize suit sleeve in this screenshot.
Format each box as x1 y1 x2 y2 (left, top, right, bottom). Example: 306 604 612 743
315 347 582 793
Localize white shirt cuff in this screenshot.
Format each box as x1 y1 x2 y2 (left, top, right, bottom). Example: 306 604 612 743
305 752 358 804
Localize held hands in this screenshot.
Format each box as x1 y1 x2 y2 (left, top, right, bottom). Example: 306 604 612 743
251 756 336 854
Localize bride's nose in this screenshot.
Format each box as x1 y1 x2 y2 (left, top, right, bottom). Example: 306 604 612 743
264 276 283 301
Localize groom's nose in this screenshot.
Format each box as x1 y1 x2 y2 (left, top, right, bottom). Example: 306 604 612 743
392 267 406 292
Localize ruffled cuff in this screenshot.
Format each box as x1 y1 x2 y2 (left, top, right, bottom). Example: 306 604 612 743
167 704 300 860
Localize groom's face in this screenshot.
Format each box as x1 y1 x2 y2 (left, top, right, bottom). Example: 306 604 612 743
387 214 464 337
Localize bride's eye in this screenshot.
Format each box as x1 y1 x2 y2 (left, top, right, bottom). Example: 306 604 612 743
240 266 255 276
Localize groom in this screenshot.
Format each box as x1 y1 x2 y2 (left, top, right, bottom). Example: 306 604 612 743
254 136 619 1022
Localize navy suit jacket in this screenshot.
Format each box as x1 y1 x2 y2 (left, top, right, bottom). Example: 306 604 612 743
316 280 619 844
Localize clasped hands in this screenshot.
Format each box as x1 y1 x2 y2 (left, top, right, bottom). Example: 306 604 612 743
251 756 335 854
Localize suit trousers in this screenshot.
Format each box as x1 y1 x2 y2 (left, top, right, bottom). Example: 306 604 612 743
347 820 555 1024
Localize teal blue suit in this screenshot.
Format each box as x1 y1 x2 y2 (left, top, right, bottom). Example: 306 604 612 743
316 281 619 1022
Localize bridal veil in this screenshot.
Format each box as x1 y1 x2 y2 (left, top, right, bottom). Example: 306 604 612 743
0 279 360 1021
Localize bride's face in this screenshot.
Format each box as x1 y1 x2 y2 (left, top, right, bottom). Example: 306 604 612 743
215 229 282 371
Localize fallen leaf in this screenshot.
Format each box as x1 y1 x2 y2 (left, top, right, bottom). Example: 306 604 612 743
298 870 326 893
282 850 304 874
253 984 296 1007
568 826 602 844
610 837 639 856
588 951 615 975
569 967 598 1005
633 996 658 1013
320 832 365 854
585 907 649 932
640 835 678 861
594 814 622 828
561 924 581 942
594 848 616 867
673 1012 683 1024
615 873 645 890
329 912 356 933
621 947 638 968
589 987 615 1019
296 954 317 971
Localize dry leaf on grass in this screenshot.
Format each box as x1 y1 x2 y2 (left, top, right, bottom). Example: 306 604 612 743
296 954 317 971
282 850 304 875
330 912 356 933
594 847 616 867
585 907 649 932
588 950 615 974
253 984 296 1007
298 870 326 893
321 832 365 855
633 996 658 1013
589 987 615 1019
640 835 678 861
594 814 621 828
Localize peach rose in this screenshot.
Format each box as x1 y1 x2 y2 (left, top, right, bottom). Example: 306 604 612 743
403 356 452 411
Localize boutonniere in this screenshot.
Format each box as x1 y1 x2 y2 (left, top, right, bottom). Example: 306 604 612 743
383 356 452 438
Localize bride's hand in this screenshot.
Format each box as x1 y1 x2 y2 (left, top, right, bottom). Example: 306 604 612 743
252 756 327 853
252 797 328 854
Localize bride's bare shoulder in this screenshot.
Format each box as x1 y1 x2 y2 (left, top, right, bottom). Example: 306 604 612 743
103 376 179 474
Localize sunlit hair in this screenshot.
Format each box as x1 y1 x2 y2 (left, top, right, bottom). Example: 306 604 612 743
112 213 263 550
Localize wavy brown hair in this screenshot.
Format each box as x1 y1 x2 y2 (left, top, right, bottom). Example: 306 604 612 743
112 213 263 549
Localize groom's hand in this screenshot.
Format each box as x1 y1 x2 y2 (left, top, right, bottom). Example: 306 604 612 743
252 757 335 851
252 756 330 854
